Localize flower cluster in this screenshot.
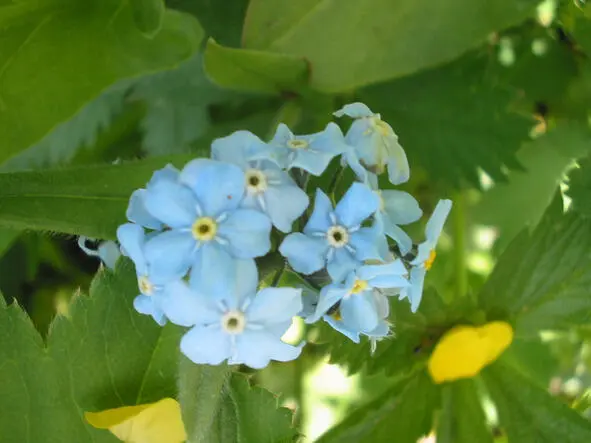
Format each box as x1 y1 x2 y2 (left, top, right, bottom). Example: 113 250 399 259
115 102 452 368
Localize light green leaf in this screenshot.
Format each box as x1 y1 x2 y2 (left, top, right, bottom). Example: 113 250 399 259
316 372 439 443
473 125 591 248
359 54 531 187
130 0 165 37
242 0 538 92
0 155 197 239
479 193 591 335
437 379 493 443
178 358 298 443
0 1 203 163
566 154 591 219
204 38 309 94
0 260 182 443
482 361 591 442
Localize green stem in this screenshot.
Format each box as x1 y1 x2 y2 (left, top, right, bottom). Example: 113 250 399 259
452 191 468 299
293 348 305 429
327 166 345 199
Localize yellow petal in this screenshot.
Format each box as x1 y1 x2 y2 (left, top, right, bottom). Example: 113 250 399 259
428 321 513 384
85 398 187 443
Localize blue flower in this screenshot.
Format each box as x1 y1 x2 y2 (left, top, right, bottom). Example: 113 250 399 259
212 131 309 232
280 182 383 282
141 159 272 282
375 190 422 255
399 199 452 312
258 123 347 175
127 164 180 230
334 102 410 185
306 261 408 342
117 223 181 326
161 259 303 369
78 237 121 270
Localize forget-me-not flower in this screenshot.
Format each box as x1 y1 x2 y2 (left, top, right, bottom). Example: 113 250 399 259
280 182 384 282
78 237 121 270
257 123 347 176
117 223 181 325
334 102 410 186
375 190 423 255
307 261 408 342
161 259 303 369
127 165 180 230
399 199 452 312
141 159 272 282
212 130 309 232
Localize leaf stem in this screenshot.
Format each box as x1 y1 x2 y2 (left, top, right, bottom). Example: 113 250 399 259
452 190 468 299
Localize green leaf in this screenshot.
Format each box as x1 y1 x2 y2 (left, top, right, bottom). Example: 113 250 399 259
359 54 531 187
0 1 203 163
0 227 18 258
242 0 538 92
0 155 197 239
316 371 439 443
479 193 591 335
1 82 129 171
134 54 229 156
130 0 165 37
178 358 298 443
0 260 182 443
473 125 591 247
567 154 591 219
437 379 494 443
204 38 309 94
499 338 558 389
482 361 591 442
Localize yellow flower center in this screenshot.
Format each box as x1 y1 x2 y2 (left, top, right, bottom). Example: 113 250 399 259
424 249 436 271
351 279 368 294
327 225 349 248
191 217 217 241
331 310 342 321
374 119 393 137
221 311 246 334
138 276 154 295
287 139 309 149
245 169 267 194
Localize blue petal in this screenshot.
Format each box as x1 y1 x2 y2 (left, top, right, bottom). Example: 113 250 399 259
144 230 194 282
381 190 422 225
343 145 370 184
144 180 197 228
211 130 267 166
246 288 302 324
133 294 166 326
161 280 219 327
280 233 327 275
340 293 380 333
181 325 230 366
385 143 410 185
303 189 333 234
425 199 453 246
218 209 271 258
308 123 348 155
324 315 360 343
333 102 374 118
381 213 413 255
327 247 359 283
306 284 347 324
264 184 309 232
266 319 294 338
97 241 121 270
233 330 303 369
365 320 390 338
127 189 162 230
290 149 336 176
179 159 244 216
357 260 406 281
334 182 379 228
147 164 180 187
349 226 383 261
117 223 147 275
403 266 427 313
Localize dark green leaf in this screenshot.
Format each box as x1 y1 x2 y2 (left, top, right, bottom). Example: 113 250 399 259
316 371 439 443
179 358 298 443
243 0 538 91
0 260 182 443
482 361 591 442
0 1 202 163
204 38 309 94
130 0 165 37
437 379 493 443
479 192 591 335
567 154 591 218
359 54 531 187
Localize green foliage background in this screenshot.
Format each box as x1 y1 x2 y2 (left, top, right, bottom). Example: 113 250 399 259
0 0 591 442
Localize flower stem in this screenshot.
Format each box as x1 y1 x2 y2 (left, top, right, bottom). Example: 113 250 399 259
452 190 468 299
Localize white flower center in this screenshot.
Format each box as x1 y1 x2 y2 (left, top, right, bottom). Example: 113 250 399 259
221 310 246 334
138 276 154 295
287 139 309 149
245 169 268 194
192 217 217 241
327 225 349 248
